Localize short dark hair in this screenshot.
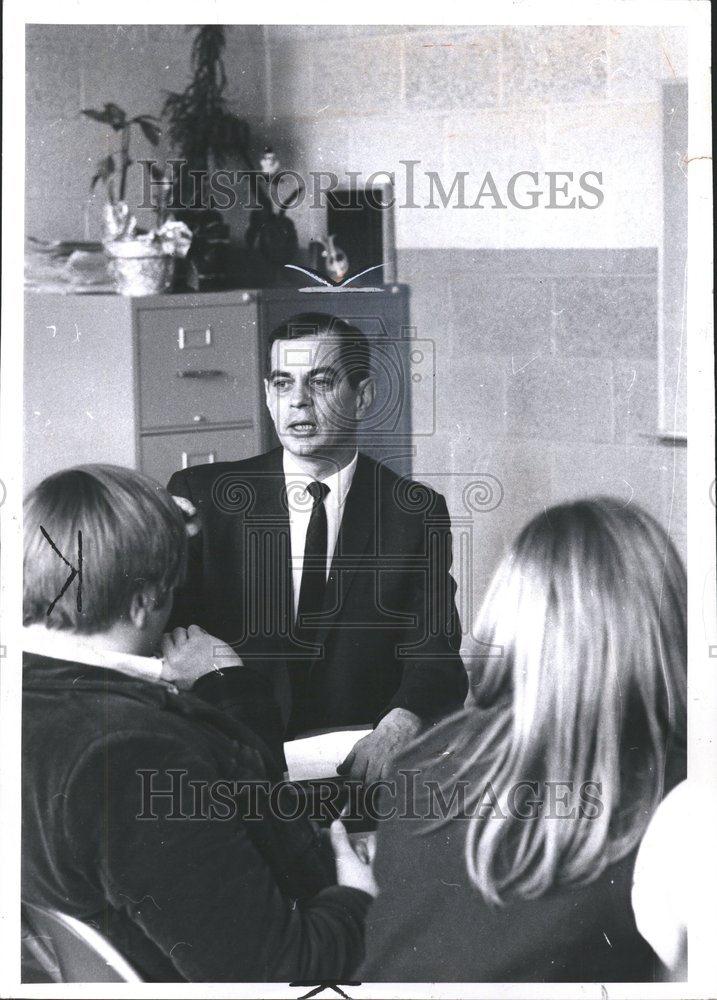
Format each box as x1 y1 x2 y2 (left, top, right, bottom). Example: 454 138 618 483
265 312 371 389
23 464 187 634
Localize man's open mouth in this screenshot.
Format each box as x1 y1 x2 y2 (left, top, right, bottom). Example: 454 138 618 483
287 421 317 433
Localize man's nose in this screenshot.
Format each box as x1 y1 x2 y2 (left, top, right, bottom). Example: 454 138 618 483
288 379 311 408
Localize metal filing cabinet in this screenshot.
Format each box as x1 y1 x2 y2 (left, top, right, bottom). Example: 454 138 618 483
24 286 412 492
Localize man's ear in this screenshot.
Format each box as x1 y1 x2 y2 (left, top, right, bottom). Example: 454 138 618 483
263 377 272 410
355 376 375 418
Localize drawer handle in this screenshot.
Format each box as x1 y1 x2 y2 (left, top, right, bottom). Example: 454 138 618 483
182 450 216 468
178 326 212 349
176 369 226 379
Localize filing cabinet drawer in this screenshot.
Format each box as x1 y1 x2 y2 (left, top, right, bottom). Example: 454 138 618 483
140 425 260 488
136 304 259 430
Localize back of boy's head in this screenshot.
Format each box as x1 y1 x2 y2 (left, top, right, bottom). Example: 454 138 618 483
23 464 187 634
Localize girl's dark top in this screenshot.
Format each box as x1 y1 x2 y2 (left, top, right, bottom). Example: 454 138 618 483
22 652 371 982
359 720 686 983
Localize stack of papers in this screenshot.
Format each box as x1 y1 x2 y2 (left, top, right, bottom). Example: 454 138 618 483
284 728 372 781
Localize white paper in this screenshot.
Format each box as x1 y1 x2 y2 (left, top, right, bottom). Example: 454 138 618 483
284 728 372 781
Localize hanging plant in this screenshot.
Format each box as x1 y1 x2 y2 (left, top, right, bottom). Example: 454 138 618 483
162 26 254 178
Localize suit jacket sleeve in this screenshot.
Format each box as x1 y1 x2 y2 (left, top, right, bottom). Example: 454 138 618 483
192 668 287 774
166 467 204 632
167 467 288 768
382 492 467 721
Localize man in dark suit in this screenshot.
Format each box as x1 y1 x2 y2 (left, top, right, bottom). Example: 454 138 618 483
168 312 467 782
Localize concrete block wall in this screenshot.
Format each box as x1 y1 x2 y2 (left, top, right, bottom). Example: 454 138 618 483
399 246 686 631
259 23 687 251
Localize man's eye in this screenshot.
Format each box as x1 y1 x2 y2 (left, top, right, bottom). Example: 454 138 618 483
273 379 291 390
311 377 333 390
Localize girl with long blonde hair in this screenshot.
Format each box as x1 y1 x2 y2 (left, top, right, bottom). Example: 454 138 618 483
360 497 686 982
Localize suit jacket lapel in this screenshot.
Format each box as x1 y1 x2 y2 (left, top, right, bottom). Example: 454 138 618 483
237 449 293 651
333 452 378 574
247 447 288 524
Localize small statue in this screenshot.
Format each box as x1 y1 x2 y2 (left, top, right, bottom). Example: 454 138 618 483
245 147 301 268
260 146 279 176
321 235 349 282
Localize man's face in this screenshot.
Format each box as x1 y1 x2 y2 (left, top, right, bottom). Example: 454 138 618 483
264 336 373 458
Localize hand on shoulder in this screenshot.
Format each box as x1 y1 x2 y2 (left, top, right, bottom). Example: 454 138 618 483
161 625 243 690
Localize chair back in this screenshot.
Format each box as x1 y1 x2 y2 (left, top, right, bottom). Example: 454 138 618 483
22 903 143 983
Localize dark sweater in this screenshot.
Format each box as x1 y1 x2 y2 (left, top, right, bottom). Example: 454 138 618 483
359 726 685 982
22 653 371 982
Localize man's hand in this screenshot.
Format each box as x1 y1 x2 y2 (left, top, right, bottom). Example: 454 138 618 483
161 624 243 690
337 708 422 784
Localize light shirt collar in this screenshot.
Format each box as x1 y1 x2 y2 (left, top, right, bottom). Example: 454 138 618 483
282 449 358 508
22 624 168 686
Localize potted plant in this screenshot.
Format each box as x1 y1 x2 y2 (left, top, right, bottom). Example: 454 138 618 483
82 102 192 295
83 102 161 207
162 25 256 289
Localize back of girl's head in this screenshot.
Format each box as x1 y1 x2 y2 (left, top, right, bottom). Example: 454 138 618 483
24 464 187 634
458 497 686 903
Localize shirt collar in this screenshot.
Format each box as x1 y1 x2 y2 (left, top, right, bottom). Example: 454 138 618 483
22 624 170 687
282 449 358 508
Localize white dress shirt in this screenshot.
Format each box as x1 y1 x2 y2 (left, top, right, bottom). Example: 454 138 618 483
282 449 359 619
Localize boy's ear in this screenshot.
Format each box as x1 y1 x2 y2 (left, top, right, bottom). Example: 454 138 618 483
128 589 153 630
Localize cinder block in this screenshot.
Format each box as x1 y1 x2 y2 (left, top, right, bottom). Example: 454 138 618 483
416 437 552 633
506 356 614 442
428 248 656 277
446 273 553 359
266 36 316 116
459 439 556 637
553 276 657 358
399 249 453 341
550 442 634 504
550 441 684 552
501 26 608 105
622 442 686 539
26 26 82 119
265 25 417 42
404 28 500 111
613 358 659 441
435 353 506 442
606 26 661 100
545 100 662 248
346 114 445 179
307 36 402 116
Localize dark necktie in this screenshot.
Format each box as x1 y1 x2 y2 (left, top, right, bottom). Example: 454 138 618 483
296 480 330 641
289 480 329 736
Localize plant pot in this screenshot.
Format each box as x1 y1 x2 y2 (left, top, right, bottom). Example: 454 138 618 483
105 240 175 297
